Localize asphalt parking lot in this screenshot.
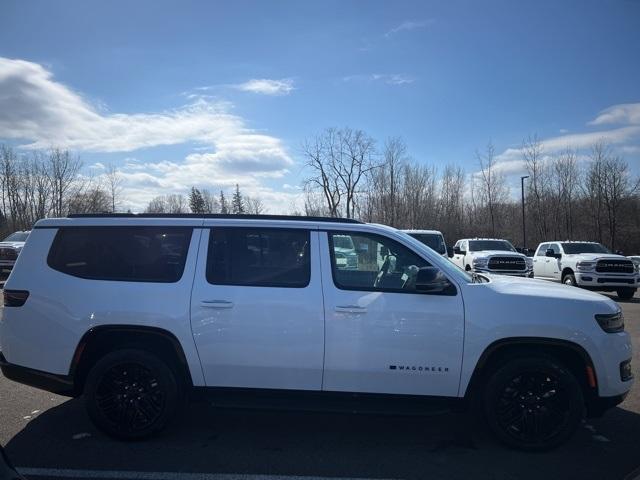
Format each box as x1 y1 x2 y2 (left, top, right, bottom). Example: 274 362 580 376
1 292 639 480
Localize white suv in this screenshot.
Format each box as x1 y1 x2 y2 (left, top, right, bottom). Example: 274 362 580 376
451 238 533 277
0 215 633 450
533 241 639 300
402 230 448 258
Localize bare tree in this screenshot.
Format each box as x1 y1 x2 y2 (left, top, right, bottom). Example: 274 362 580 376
49 149 82 217
105 163 124 213
475 140 509 236
522 135 551 241
245 196 266 215
302 127 379 218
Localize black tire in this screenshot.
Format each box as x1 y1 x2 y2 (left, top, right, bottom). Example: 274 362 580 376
483 356 584 451
617 288 636 300
84 349 181 440
562 272 577 287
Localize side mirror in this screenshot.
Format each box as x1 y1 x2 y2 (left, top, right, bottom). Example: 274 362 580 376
447 246 454 258
453 246 462 255
616 250 624 256
545 249 557 258
415 267 456 295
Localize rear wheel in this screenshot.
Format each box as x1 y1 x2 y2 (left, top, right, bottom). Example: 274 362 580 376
84 349 181 439
616 288 636 300
562 272 577 287
483 356 584 451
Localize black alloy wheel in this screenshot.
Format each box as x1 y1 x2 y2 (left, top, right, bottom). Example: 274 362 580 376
484 356 583 451
84 349 181 439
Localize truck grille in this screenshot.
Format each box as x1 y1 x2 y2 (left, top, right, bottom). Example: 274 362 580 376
595 259 634 274
346 256 358 268
488 256 526 271
0 248 17 260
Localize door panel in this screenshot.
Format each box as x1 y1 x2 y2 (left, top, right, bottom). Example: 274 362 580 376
320 231 465 397
190 227 324 390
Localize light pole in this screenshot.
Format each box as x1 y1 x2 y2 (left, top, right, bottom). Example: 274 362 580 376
521 175 529 251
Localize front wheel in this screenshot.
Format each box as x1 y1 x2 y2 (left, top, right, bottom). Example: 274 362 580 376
84 349 182 439
483 356 584 451
562 272 577 287
617 288 636 300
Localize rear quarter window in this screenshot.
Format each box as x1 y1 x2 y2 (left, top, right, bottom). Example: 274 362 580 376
47 227 193 283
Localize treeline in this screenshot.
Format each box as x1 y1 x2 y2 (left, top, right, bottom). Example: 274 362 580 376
301 128 640 253
0 145 266 238
0 145 124 234
143 184 265 215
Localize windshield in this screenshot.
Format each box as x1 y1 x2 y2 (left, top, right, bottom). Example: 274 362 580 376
561 242 611 254
333 235 355 250
408 233 447 255
468 240 515 252
2 231 29 242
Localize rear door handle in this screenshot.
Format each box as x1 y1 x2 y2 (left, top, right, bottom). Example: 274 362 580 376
335 305 367 314
200 300 234 309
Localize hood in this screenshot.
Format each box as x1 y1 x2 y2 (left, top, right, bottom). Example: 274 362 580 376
485 274 619 309
0 242 25 249
470 250 526 258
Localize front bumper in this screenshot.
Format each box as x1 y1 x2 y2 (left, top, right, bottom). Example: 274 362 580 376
473 267 533 277
0 352 75 396
586 391 628 417
575 272 639 288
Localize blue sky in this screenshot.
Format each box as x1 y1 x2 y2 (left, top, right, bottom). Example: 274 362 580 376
1 0 639 211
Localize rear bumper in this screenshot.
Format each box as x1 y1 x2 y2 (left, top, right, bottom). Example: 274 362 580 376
0 352 75 396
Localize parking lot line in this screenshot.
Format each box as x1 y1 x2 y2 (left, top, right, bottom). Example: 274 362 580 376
17 468 394 480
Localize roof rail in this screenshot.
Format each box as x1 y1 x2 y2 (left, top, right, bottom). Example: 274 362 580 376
66 213 363 224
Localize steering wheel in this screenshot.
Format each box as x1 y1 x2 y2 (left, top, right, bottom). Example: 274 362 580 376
373 255 392 288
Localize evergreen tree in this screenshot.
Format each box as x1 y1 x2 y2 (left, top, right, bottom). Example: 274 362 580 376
189 187 206 214
231 184 245 214
219 190 229 214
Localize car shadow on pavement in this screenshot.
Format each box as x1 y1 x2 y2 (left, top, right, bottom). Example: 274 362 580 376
5 397 640 480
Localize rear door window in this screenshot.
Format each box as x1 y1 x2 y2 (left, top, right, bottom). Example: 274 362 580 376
47 227 192 282
206 228 310 288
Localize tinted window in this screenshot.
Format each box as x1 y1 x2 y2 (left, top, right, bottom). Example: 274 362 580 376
329 231 429 293
206 228 310 288
561 242 610 254
408 233 446 254
468 240 515 252
48 227 192 282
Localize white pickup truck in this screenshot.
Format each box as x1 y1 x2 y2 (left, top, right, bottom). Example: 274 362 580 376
533 241 639 300
451 238 533 277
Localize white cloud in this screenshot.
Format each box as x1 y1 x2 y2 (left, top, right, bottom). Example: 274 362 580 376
343 73 415 86
0 57 299 213
589 102 640 126
234 78 295 96
385 20 434 38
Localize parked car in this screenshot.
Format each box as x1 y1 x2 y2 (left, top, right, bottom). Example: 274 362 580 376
332 234 359 269
402 229 448 258
0 231 30 277
0 214 632 451
450 238 533 277
533 241 638 300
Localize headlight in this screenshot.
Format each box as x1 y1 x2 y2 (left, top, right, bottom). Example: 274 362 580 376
577 261 595 271
472 257 488 267
595 311 624 333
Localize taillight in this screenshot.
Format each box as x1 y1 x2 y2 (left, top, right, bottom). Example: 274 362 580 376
3 290 29 307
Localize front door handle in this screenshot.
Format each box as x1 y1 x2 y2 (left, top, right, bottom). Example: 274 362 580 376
335 305 367 314
201 300 234 309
